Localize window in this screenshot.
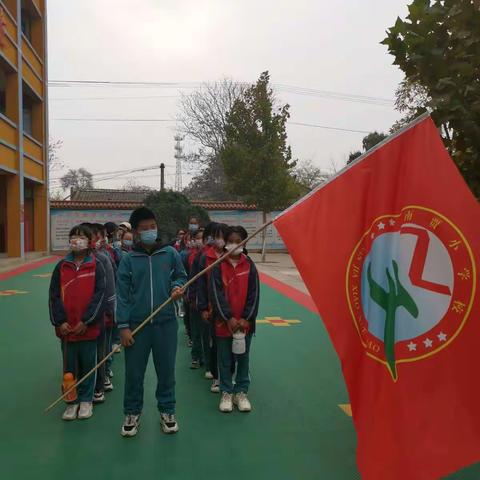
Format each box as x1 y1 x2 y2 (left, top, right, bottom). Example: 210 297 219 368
21 8 32 42
0 69 6 115
22 91 33 136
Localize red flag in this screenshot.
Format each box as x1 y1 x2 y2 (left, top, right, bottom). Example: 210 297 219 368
274 116 480 479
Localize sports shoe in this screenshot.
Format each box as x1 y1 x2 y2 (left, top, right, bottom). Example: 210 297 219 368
160 413 179 434
219 392 233 412
233 392 252 412
210 379 220 393
187 339 193 348
93 391 105 403
78 402 93 419
204 371 214 379
121 414 140 437
106 368 114 379
104 377 114 392
190 360 201 369
62 404 79 421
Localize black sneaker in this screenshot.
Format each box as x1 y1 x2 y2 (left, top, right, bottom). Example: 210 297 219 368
190 360 201 369
104 377 114 392
93 391 105 403
160 413 179 434
121 414 140 437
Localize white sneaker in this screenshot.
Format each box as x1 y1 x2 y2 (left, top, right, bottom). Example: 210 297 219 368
233 392 252 412
210 379 220 393
219 392 233 412
121 414 140 437
204 371 214 379
160 413 179 434
62 404 79 421
78 402 93 419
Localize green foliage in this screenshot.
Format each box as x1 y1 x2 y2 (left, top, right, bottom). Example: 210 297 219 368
346 131 387 164
144 191 210 244
382 0 480 197
220 71 299 213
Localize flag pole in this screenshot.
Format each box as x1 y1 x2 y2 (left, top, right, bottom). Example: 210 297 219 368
44 219 274 413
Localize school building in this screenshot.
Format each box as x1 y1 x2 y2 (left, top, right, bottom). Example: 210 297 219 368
0 0 48 259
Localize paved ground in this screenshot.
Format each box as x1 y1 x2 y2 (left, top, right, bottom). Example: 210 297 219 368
0 257 479 479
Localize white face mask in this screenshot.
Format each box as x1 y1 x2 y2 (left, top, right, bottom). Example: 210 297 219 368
70 238 89 252
225 243 243 255
215 238 225 249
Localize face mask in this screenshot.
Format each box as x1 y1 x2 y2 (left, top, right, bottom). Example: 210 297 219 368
195 239 203 248
226 243 243 255
123 239 133 248
70 238 89 252
113 241 121 249
189 224 199 232
206 236 215 246
140 229 157 245
215 238 225 249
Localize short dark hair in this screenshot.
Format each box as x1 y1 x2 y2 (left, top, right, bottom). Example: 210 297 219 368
227 225 248 241
69 224 93 241
104 222 118 237
203 222 217 239
130 207 157 230
211 222 229 239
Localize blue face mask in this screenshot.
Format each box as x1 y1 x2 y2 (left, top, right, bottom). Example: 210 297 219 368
123 239 133 248
140 229 158 245
113 241 122 249
189 224 199 232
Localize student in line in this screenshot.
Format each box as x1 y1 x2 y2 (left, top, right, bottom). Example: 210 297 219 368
49 224 106 421
209 226 260 413
116 207 187 437
86 223 116 401
197 222 229 393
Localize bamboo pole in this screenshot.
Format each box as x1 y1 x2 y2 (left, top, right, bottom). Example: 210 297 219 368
45 219 274 413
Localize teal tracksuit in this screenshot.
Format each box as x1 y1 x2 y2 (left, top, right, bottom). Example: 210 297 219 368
116 243 187 415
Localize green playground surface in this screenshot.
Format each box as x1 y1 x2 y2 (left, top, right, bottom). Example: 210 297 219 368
0 262 479 480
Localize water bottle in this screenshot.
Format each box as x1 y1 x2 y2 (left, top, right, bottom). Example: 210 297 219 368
62 372 77 403
232 331 246 355
175 298 185 318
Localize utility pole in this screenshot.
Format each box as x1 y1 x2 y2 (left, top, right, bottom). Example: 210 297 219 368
160 163 165 191
174 135 184 191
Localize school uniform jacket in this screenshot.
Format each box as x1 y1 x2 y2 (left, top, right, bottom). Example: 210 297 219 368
116 243 187 329
49 253 107 342
209 254 260 337
93 249 116 327
196 246 221 314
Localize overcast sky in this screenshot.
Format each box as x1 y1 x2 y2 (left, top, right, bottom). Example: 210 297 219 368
47 0 409 193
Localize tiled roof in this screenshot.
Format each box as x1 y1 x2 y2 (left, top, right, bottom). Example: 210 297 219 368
50 199 257 211
71 189 151 202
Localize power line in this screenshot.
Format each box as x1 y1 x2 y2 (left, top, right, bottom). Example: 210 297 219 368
50 95 179 101
289 122 370 134
51 116 371 133
48 79 393 105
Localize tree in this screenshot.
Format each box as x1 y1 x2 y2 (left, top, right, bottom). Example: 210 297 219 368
382 0 480 197
123 179 153 192
178 79 246 199
48 139 64 177
144 191 210 245
346 131 388 164
293 159 330 195
220 71 299 262
60 168 93 192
